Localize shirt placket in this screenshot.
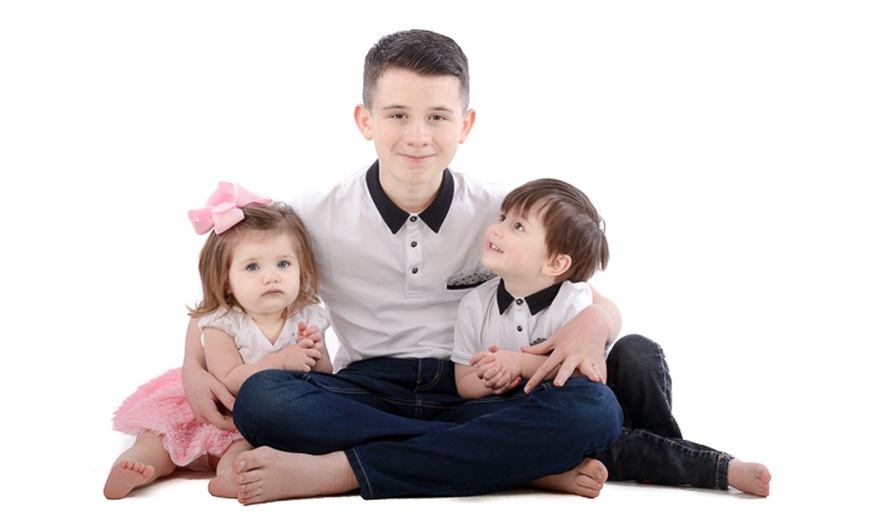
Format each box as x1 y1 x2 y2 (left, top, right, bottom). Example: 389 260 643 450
510 298 530 348
405 215 424 299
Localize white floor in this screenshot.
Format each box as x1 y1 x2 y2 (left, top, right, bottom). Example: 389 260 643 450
67 422 861 523
4 1 867 521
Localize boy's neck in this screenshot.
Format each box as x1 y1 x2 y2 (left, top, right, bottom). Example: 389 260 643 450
379 172 442 214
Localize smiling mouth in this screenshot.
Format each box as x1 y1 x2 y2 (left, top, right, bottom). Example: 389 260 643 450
488 242 503 253
401 153 435 161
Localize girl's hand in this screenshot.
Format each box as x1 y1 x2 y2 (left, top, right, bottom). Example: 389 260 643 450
298 322 333 374
297 322 324 353
279 344 322 372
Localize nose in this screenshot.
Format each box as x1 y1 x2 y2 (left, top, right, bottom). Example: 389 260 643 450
404 118 431 147
484 223 502 242
262 270 279 284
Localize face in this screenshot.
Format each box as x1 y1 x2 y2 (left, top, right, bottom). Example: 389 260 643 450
227 232 301 321
482 207 564 295
355 68 475 199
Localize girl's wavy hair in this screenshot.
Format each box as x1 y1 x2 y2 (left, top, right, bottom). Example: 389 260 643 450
188 201 319 319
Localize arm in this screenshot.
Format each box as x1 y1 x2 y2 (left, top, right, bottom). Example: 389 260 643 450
456 346 546 399
182 317 236 431
522 287 621 392
203 326 324 396
455 362 500 399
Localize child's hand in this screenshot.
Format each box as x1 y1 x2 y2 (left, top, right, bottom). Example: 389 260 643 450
278 343 322 372
297 322 324 354
470 346 522 395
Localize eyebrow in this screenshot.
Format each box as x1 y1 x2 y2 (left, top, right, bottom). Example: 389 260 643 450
235 253 298 264
380 104 456 114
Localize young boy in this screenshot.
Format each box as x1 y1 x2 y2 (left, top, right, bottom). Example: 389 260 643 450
453 178 609 401
186 29 624 503
453 178 771 497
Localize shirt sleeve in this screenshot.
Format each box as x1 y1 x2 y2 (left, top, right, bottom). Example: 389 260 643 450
197 309 239 340
451 293 482 366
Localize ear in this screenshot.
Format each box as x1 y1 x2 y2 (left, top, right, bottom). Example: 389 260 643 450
354 104 374 140
543 253 572 278
458 108 476 144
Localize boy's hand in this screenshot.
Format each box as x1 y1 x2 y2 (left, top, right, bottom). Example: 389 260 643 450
182 365 236 431
470 346 522 394
521 313 608 392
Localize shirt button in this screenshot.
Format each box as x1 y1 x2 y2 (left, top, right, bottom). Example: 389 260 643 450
516 325 523 332
516 298 523 305
410 216 418 222
411 267 419 274
411 241 418 248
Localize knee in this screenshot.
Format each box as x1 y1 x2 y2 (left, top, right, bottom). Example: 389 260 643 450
234 370 304 437
562 381 624 448
235 369 284 410
608 334 664 374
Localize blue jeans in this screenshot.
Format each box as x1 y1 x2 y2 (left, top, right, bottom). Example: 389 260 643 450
598 335 733 489
234 357 623 498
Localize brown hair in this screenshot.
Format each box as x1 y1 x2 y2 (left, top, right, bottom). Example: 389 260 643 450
362 29 470 111
501 178 609 283
188 201 319 319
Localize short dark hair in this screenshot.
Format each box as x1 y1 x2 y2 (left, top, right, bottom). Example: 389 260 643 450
362 29 470 111
501 178 609 283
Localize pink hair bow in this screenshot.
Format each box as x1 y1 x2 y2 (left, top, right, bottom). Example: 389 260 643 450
188 182 272 235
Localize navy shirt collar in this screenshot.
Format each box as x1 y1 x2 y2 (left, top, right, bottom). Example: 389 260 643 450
496 279 563 316
365 160 454 234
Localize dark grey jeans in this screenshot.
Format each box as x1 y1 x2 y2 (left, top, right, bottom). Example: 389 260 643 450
598 334 732 490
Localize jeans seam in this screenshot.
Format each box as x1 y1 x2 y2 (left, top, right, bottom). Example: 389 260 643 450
415 359 444 393
714 452 732 490
349 448 374 498
653 342 673 410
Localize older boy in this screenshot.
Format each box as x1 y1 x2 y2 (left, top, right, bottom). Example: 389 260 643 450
185 29 623 503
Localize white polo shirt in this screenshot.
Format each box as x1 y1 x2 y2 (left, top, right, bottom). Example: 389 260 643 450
451 277 594 366
290 162 508 370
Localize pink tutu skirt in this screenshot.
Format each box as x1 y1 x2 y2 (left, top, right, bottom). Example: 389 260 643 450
112 367 244 467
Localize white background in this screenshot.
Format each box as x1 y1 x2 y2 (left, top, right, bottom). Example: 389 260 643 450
2 1 867 521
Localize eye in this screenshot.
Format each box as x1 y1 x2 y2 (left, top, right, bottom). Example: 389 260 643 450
245 263 259 271
277 260 291 269
430 114 446 121
513 222 525 232
390 113 407 120
498 214 506 222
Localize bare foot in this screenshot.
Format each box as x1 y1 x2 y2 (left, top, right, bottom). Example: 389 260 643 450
104 432 176 499
234 447 358 505
728 459 771 497
208 440 252 498
104 461 157 499
528 458 608 498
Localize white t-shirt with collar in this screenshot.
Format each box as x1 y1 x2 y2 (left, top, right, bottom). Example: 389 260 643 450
290 162 509 371
451 277 594 366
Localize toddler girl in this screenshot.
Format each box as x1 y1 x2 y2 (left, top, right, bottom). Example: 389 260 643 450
104 182 332 499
